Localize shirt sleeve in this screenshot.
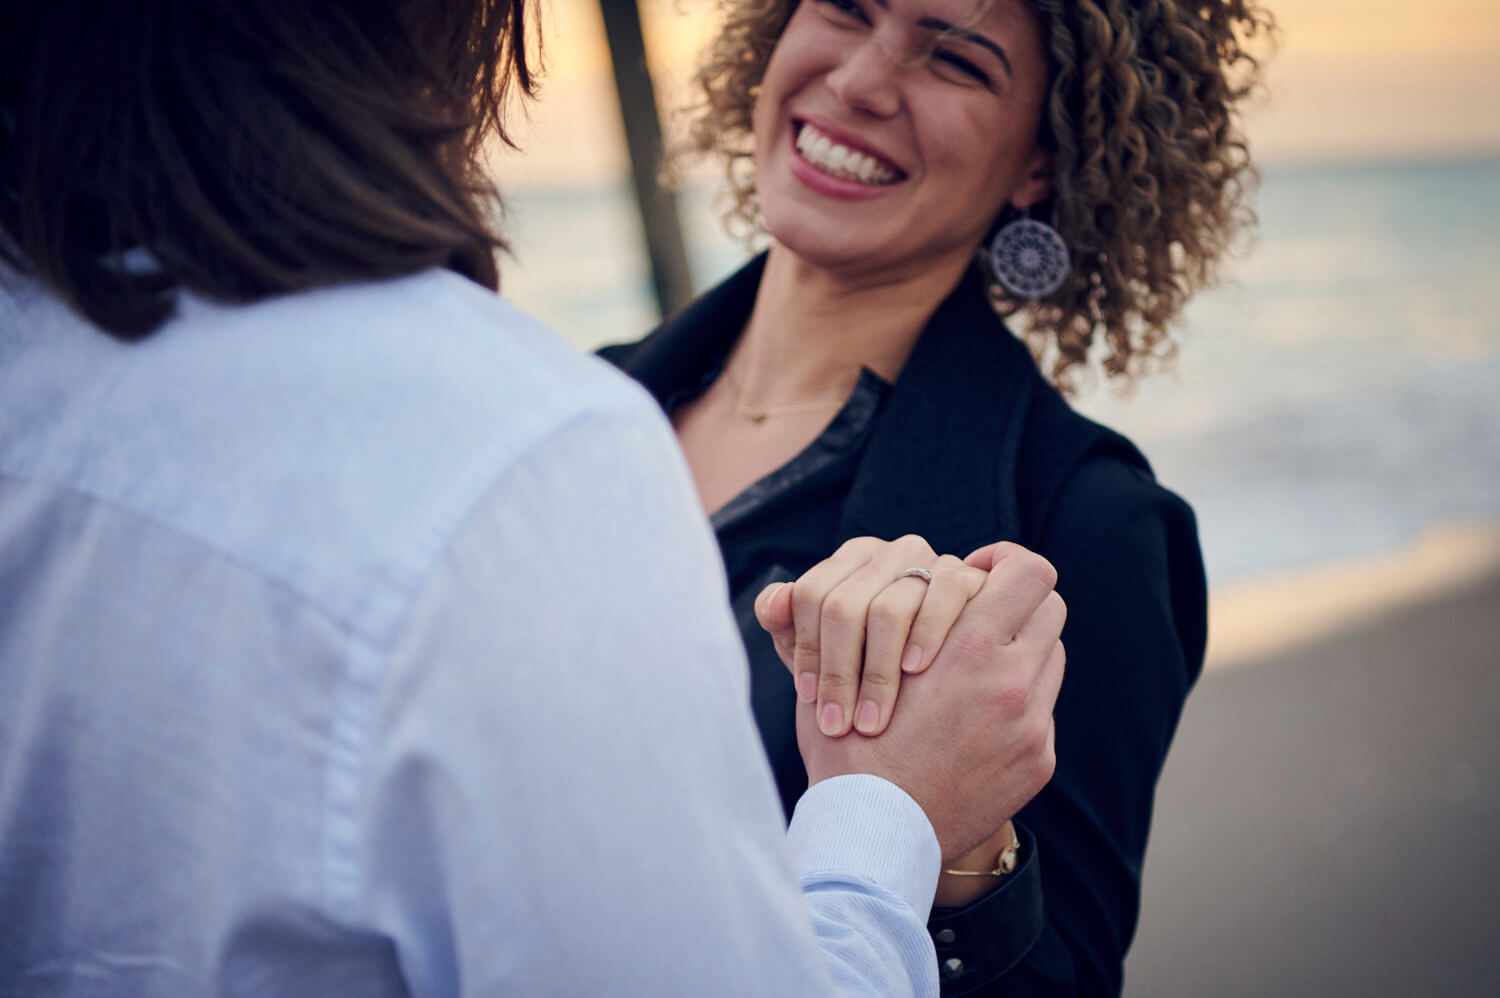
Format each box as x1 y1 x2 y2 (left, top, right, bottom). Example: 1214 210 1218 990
353 397 942 997
932 456 1207 997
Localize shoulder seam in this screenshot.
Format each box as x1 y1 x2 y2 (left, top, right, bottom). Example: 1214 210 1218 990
0 469 388 651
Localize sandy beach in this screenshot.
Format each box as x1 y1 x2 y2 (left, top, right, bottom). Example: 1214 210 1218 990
1124 526 1500 996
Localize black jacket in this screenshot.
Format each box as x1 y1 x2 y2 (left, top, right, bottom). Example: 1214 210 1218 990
601 255 1207 996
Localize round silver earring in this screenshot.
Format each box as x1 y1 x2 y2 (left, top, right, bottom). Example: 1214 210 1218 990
988 214 1070 299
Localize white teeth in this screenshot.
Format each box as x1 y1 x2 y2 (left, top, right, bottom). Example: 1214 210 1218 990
795 124 898 185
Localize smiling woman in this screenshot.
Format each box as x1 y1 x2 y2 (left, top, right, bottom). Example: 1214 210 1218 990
598 0 1274 994
750 0 1053 296
690 0 1274 389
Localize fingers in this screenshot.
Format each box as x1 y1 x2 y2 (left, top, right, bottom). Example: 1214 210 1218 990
1032 646 1064 791
962 540 1013 571
1012 589 1067 666
753 581 797 677
997 600 1065 804
1038 641 1065 724
901 555 988 676
812 536 935 736
856 573 929 735
779 535 1002 740
959 543 1058 645
789 539 879 720
1011 590 1067 741
855 555 985 736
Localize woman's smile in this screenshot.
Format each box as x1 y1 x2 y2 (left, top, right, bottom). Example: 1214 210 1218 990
789 118 907 200
752 0 1052 276
793 119 904 186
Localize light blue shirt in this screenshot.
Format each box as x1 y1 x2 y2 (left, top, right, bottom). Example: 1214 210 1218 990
0 268 941 996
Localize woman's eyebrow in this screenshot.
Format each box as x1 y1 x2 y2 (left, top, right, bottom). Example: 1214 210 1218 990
866 1 1016 79
916 17 1014 77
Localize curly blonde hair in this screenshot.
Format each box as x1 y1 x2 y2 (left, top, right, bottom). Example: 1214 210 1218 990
686 0 1276 392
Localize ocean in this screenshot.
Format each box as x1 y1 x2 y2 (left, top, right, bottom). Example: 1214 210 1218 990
498 155 1500 588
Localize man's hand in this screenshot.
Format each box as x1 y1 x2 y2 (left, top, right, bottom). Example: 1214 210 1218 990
789 542 1066 863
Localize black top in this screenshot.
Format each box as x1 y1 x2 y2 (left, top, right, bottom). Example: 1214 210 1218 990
668 354 895 816
600 254 1208 996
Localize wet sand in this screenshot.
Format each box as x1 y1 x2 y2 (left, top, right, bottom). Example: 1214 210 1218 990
1124 536 1500 996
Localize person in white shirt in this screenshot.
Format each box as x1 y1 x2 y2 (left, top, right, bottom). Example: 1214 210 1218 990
0 2 1064 995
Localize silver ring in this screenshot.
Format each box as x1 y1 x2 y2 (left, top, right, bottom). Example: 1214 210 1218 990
895 567 934 584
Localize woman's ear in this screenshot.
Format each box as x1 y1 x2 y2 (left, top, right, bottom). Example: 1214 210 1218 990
1008 149 1054 212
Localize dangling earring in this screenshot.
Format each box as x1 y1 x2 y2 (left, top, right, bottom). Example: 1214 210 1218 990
988 212 1070 299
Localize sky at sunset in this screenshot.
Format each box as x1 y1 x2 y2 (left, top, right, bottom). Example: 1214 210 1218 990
492 0 1500 190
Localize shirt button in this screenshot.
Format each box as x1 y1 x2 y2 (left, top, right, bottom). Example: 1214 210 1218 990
935 928 956 944
942 957 965 980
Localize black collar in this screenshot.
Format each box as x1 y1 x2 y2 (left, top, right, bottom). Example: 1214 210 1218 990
599 253 1056 558
835 263 1039 556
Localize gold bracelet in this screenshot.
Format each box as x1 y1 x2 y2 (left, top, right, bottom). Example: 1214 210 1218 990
941 824 1021 878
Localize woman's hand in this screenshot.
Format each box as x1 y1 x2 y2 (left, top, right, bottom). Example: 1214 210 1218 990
752 534 992 737
788 539 1067 864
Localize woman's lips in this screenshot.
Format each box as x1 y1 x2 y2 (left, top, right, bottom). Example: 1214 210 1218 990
787 118 907 200
794 120 903 185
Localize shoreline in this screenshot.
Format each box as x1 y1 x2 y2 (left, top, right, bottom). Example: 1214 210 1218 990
1204 520 1500 670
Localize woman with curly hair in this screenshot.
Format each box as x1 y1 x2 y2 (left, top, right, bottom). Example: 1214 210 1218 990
601 0 1272 992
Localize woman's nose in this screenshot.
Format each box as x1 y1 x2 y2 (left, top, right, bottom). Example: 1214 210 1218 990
825 35 903 117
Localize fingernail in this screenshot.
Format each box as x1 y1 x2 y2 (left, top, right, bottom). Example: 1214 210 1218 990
796 672 818 703
758 582 783 612
855 699 880 734
901 645 924 673
819 701 844 735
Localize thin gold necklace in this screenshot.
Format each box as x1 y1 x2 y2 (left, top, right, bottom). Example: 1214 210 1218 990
721 367 849 424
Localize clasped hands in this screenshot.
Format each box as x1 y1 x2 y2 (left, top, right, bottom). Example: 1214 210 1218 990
753 535 1065 903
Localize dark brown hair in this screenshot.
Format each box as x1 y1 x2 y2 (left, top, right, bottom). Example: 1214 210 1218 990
688 0 1275 392
0 0 538 339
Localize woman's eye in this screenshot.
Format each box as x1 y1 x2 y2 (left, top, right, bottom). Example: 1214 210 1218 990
814 0 870 26
932 50 991 87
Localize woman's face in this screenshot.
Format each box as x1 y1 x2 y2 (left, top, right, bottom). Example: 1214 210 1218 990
752 0 1051 280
